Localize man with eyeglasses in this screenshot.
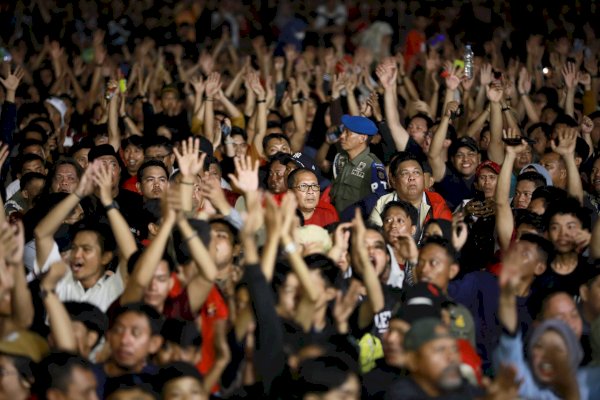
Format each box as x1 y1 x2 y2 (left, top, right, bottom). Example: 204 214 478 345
369 152 451 239
143 136 175 175
287 168 338 227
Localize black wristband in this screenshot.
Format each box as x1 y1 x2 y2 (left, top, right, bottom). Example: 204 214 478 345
104 201 119 212
256 99 267 104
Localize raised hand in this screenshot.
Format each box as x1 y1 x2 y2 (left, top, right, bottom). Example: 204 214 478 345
367 92 383 121
247 71 265 99
0 220 25 266
375 58 397 90
480 364 521 400
486 82 504 103
502 128 529 156
518 67 532 95
174 137 205 178
205 72 222 98
0 64 25 92
480 63 493 87
550 127 577 157
561 62 578 89
74 161 99 199
92 163 115 206
443 61 464 90
333 279 361 332
451 212 468 251
331 72 346 99
228 155 259 194
190 76 205 97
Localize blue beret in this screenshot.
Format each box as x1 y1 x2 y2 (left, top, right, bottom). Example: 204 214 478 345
341 115 378 136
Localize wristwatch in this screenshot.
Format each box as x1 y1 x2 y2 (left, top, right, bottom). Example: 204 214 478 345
104 201 120 212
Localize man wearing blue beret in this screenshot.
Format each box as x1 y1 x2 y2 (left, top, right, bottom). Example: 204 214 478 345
330 114 388 213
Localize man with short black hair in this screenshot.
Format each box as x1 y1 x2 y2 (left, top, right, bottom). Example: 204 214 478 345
136 160 169 201
36 352 98 400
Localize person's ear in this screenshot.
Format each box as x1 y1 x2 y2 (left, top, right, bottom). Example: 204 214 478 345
101 251 113 266
534 261 546 276
22 189 30 200
442 138 452 148
410 225 417 236
148 223 159 236
136 181 142 194
449 263 459 280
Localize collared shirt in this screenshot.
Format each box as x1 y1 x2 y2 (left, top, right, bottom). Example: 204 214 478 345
331 148 387 213
369 191 452 240
34 241 124 312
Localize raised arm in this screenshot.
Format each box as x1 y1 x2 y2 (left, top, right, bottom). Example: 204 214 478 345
261 195 283 282
428 101 459 182
107 80 121 151
487 82 505 164
34 162 96 270
120 195 176 305
351 210 384 329
376 58 409 151
517 68 540 123
495 131 527 252
551 127 583 204
40 261 76 352
248 71 268 158
288 77 308 152
3 221 33 329
204 72 222 145
93 163 137 280
561 62 577 119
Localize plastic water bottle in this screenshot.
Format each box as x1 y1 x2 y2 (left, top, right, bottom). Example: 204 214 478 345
464 44 474 80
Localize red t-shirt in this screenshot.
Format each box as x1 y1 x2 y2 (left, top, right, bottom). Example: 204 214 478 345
197 285 229 375
121 175 139 194
305 203 339 227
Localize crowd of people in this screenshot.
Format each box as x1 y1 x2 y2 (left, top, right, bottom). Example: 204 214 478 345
1 0 600 398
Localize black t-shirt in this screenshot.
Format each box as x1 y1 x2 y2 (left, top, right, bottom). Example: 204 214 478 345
533 255 597 298
434 164 476 210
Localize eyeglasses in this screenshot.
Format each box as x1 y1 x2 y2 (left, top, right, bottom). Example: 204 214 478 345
294 183 320 192
145 153 171 161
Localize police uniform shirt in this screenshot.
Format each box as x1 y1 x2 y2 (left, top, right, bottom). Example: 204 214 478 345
331 148 388 213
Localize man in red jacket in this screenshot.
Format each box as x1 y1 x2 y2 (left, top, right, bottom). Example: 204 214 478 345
369 152 451 239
